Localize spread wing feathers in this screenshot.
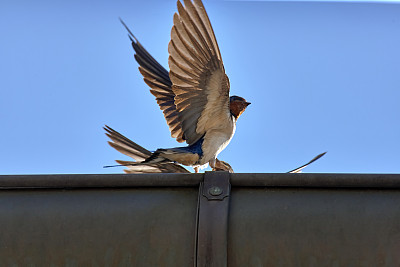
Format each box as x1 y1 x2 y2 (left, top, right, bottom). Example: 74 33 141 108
104 125 189 173
120 19 185 143
288 152 327 173
168 0 231 145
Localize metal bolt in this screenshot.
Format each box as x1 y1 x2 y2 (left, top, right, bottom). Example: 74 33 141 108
209 186 223 196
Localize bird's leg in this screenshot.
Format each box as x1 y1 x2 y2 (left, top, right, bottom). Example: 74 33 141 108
209 158 216 170
194 166 199 173
212 158 234 172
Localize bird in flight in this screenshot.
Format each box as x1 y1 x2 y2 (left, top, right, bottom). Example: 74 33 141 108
115 0 250 173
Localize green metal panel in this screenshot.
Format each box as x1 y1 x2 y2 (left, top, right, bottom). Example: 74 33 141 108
0 188 198 266
228 188 400 267
0 173 400 266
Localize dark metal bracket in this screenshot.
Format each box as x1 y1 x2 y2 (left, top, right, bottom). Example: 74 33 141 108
195 171 231 267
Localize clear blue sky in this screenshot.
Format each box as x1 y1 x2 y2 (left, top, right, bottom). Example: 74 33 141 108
1 0 399 174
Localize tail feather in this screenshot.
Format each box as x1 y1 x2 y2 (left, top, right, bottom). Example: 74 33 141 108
104 125 190 173
115 160 189 174
104 125 150 161
143 149 167 164
288 152 327 173
143 147 200 167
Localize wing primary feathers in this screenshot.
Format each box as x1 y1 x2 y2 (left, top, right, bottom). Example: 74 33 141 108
178 1 213 60
180 20 210 63
134 54 171 86
169 55 201 79
170 25 204 72
120 18 186 143
134 42 171 83
184 0 216 57
193 0 223 62
120 18 171 83
171 25 206 67
170 71 200 86
174 6 210 64
181 0 220 70
119 17 138 42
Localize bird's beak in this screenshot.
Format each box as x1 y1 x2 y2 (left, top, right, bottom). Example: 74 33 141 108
245 102 251 106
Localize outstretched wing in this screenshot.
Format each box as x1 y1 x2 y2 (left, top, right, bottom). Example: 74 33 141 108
168 0 231 145
104 125 189 173
120 19 185 143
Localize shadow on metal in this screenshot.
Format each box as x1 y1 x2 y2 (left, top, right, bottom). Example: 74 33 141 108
1 173 400 266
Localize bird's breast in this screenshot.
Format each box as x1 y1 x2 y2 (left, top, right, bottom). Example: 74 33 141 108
199 119 236 165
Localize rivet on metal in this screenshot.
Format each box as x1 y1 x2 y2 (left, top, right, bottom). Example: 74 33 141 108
209 186 223 196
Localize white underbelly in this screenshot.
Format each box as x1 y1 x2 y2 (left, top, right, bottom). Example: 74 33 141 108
199 121 236 165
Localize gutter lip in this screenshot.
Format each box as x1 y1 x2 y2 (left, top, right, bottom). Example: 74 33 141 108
1 173 400 189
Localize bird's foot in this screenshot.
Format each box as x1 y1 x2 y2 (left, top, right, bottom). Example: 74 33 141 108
212 158 234 173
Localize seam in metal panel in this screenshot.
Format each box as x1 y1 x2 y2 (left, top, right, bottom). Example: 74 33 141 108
195 171 231 267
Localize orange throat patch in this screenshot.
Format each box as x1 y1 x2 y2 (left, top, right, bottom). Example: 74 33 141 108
230 101 246 119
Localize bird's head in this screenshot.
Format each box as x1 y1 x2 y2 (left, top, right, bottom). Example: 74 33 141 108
229 95 251 119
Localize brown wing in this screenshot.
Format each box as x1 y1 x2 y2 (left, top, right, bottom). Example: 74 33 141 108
104 125 189 173
120 19 185 143
168 0 231 145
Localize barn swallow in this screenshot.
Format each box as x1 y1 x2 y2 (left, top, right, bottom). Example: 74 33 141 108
104 125 234 173
118 0 250 173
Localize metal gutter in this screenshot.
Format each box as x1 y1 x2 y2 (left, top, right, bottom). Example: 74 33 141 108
1 173 399 189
